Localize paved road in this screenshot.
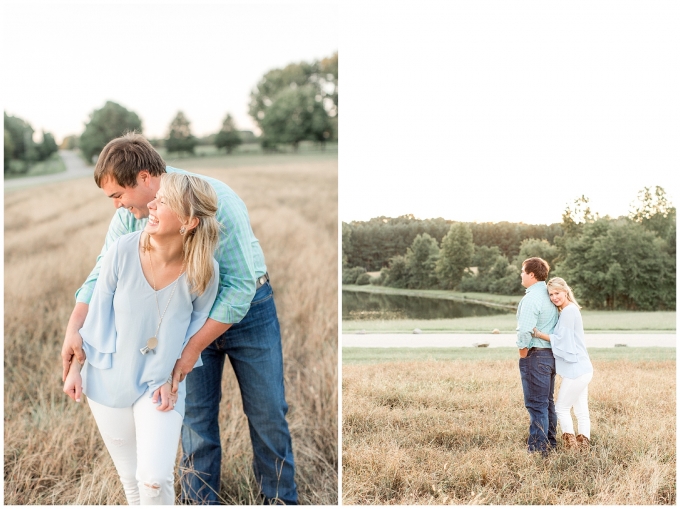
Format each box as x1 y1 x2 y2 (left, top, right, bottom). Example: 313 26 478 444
4 150 93 191
342 333 676 348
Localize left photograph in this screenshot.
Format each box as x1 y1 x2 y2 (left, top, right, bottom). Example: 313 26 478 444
4 3 337 505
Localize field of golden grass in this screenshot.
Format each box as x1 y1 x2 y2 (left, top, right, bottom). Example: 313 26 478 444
4 153 338 504
343 354 675 505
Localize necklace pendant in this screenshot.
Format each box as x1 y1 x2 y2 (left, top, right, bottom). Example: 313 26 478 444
141 337 158 355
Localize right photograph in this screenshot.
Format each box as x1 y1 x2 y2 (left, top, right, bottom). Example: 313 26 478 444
340 3 676 505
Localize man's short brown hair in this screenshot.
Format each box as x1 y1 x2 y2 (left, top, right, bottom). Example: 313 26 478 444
522 257 550 282
94 132 166 188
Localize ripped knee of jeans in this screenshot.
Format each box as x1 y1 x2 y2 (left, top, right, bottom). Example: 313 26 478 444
102 432 126 447
143 482 161 498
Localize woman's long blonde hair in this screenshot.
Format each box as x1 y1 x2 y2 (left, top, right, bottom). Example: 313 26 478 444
547 277 582 309
144 172 221 295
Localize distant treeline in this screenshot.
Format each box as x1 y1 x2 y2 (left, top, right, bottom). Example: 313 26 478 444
343 189 676 311
343 216 563 271
5 51 338 170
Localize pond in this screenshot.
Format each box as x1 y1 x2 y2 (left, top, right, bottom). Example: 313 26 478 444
342 290 514 321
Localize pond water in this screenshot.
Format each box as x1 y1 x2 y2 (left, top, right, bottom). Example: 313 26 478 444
342 290 513 320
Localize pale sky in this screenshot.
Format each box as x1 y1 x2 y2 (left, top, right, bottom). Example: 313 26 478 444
3 1 338 143
340 1 679 225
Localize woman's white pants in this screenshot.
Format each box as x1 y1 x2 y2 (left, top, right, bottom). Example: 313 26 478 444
555 371 593 438
88 393 183 505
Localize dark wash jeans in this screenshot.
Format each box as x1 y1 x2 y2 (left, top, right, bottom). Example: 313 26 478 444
519 349 557 453
180 282 297 504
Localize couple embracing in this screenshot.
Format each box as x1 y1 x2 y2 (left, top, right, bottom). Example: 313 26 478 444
516 257 594 455
61 133 297 505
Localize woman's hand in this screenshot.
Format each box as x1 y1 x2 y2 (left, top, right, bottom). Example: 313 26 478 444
63 359 83 402
152 382 178 412
532 327 549 341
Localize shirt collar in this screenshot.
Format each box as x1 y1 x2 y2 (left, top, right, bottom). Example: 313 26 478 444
525 280 547 294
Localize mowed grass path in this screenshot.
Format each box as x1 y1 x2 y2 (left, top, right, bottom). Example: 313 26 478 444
343 310 677 333
342 348 675 505
4 153 337 504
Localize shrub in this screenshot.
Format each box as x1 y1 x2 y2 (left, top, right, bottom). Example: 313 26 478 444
342 266 366 284
355 272 371 285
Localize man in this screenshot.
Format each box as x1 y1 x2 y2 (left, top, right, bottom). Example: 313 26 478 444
516 257 559 454
61 133 297 505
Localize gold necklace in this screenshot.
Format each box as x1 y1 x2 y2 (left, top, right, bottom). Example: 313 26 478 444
140 248 184 355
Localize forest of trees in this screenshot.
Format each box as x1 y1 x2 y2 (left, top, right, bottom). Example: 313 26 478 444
343 188 676 311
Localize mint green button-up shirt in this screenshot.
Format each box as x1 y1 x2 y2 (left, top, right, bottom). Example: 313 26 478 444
75 166 267 324
515 281 559 349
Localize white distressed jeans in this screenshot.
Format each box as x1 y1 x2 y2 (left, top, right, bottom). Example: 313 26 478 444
88 392 183 505
555 371 593 438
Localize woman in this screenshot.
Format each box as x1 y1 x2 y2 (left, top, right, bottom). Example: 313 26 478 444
63 173 220 504
532 277 593 451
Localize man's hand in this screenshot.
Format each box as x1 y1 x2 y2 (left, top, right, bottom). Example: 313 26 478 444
62 303 89 381
518 347 529 358
170 318 232 393
170 350 200 393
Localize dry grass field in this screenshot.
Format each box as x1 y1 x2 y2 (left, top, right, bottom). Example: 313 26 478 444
4 153 338 504
343 352 675 505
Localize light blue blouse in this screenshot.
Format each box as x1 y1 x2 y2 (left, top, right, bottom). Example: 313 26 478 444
549 304 593 379
80 231 219 417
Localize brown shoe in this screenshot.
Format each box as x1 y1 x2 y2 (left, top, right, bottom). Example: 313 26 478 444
576 434 590 451
562 433 577 450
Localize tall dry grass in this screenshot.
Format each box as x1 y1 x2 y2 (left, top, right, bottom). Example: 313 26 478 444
4 154 338 504
343 358 675 505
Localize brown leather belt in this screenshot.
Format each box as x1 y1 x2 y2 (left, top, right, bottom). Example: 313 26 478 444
256 272 270 289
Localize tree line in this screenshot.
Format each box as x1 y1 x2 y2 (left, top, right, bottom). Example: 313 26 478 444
343 187 676 311
5 52 338 170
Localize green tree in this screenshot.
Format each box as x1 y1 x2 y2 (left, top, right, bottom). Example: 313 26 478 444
80 101 143 162
514 238 558 272
629 186 676 240
166 111 197 155
382 254 408 288
215 113 242 154
342 222 352 268
561 195 597 237
559 218 675 310
4 128 14 168
405 233 440 289
435 223 474 289
249 54 336 149
37 131 58 160
258 85 332 149
4 112 36 162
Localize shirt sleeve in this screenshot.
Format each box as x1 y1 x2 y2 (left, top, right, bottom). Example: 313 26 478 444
80 239 120 370
75 209 133 304
550 308 579 363
516 297 539 348
208 195 257 324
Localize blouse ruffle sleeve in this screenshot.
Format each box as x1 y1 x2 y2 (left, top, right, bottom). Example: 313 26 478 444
79 238 120 370
181 260 221 369
549 308 579 363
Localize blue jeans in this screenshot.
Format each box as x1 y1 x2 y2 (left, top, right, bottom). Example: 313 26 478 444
180 282 297 504
519 349 557 454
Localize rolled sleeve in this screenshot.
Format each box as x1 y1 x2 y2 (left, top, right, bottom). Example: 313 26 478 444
207 192 257 324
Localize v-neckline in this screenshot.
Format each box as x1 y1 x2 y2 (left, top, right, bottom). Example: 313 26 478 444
136 232 184 293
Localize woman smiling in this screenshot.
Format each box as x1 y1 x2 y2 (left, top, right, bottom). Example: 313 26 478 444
63 172 220 504
533 277 594 451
